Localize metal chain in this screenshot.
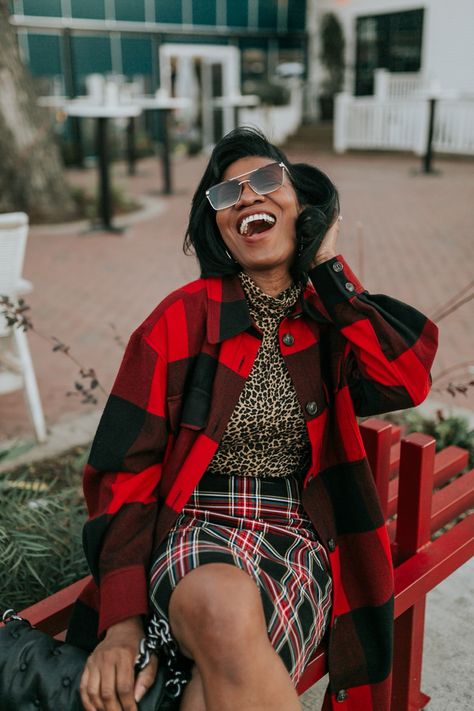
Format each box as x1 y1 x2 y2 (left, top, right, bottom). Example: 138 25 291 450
135 614 188 699
2 609 24 624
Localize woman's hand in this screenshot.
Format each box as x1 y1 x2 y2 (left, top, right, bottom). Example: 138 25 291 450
310 214 342 268
80 616 159 711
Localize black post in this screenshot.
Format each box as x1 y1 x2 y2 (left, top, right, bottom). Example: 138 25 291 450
61 29 83 167
159 109 172 195
126 116 136 176
422 97 437 174
96 117 112 230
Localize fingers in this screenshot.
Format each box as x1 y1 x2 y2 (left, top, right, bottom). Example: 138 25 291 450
80 652 138 711
134 654 159 703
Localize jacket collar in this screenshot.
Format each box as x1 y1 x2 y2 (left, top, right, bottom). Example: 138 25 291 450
205 274 328 344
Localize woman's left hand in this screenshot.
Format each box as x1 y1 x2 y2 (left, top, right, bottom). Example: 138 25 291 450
310 215 342 268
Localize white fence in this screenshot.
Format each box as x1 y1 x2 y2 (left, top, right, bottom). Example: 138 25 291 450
334 93 474 156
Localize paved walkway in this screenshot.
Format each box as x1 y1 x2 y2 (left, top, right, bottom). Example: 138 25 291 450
1 146 473 442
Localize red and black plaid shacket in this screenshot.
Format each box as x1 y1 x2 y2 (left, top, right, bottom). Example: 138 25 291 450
66 255 438 711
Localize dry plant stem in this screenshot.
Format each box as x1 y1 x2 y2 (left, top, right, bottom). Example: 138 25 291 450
0 296 106 401
432 292 474 323
429 279 474 320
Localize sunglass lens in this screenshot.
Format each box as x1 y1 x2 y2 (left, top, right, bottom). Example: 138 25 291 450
208 180 241 210
251 163 283 194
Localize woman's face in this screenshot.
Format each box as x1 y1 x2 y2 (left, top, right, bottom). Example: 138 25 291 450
214 156 301 280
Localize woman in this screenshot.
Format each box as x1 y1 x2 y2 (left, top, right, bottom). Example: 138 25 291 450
69 127 438 711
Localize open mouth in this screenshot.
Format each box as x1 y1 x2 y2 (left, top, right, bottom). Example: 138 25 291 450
237 212 276 237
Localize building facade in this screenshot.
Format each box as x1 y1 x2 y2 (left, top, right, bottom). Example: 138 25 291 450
312 0 474 99
10 1 307 97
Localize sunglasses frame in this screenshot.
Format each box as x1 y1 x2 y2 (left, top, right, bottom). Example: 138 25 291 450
206 161 288 211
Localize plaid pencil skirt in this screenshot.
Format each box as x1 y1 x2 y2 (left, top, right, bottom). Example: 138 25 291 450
149 472 333 685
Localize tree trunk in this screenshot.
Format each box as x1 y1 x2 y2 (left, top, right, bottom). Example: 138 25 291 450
0 1 77 222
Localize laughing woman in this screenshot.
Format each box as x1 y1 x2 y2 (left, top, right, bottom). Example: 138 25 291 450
68 127 438 711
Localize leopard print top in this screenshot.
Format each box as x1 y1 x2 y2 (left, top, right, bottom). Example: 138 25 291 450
207 271 311 478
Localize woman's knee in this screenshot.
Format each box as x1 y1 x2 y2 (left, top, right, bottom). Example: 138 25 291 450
168 563 267 658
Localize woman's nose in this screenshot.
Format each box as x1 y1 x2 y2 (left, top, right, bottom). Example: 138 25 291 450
237 180 265 206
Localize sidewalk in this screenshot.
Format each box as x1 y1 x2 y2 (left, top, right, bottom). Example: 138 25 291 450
1 145 472 708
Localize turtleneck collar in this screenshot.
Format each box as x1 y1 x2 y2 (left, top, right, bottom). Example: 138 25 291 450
238 271 302 322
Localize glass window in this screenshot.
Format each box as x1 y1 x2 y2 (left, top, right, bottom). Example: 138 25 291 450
155 0 182 24
70 0 105 20
226 0 247 27
115 0 146 22
258 0 277 30
121 36 153 76
72 35 112 82
27 33 62 75
193 0 216 26
287 0 305 31
23 0 61 16
355 9 424 95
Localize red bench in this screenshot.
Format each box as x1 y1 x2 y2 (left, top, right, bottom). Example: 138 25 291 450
10 419 474 710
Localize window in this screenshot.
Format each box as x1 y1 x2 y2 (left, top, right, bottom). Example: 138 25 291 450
23 0 61 16
72 35 112 81
258 0 278 30
155 0 182 24
193 0 216 26
70 0 105 20
121 36 153 76
27 33 62 75
226 0 247 28
115 0 146 22
355 9 424 95
287 0 305 31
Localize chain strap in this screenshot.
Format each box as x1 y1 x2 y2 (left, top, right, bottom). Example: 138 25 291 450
2 609 24 624
135 614 188 699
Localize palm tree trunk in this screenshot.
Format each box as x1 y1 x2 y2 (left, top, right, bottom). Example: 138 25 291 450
0 0 76 222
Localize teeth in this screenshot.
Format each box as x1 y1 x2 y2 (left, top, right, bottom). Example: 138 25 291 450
239 213 276 235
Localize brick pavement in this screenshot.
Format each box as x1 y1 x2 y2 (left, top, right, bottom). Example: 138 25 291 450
1 147 473 442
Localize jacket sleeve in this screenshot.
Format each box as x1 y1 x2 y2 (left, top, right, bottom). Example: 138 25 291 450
308 255 439 417
82 323 169 636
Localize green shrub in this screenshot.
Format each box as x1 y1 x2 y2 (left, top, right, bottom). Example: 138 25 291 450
0 448 89 611
381 410 474 468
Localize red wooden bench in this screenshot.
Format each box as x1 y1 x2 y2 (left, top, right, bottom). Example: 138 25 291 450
9 419 474 710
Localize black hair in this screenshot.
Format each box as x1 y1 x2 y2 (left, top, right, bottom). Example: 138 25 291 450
183 126 339 283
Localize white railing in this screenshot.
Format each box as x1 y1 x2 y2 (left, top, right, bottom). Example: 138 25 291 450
374 69 426 100
434 100 474 154
335 93 474 156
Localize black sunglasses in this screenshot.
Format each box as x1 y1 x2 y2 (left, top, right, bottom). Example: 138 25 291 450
206 162 288 210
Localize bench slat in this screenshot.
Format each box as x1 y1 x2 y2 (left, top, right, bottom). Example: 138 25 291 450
394 514 474 617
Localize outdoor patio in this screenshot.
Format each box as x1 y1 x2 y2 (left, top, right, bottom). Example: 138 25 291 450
1 144 473 710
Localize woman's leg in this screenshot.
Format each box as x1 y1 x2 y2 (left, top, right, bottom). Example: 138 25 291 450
169 563 301 711
179 664 206 711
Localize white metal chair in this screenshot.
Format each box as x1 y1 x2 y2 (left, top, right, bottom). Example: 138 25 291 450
0 212 47 442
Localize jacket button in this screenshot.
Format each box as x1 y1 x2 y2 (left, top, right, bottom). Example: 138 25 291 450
336 689 348 702
345 282 355 292
20 662 27 671
62 677 71 688
332 261 343 272
305 401 318 415
34 701 41 708
282 333 294 346
328 538 336 552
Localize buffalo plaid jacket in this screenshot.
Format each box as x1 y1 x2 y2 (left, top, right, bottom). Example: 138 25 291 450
67 255 438 710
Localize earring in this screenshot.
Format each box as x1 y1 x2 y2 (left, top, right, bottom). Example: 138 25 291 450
225 248 235 262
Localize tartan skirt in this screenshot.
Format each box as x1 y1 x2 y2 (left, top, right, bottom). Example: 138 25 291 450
149 472 333 685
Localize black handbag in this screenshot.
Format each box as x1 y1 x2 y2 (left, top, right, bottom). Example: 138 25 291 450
0 610 187 710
